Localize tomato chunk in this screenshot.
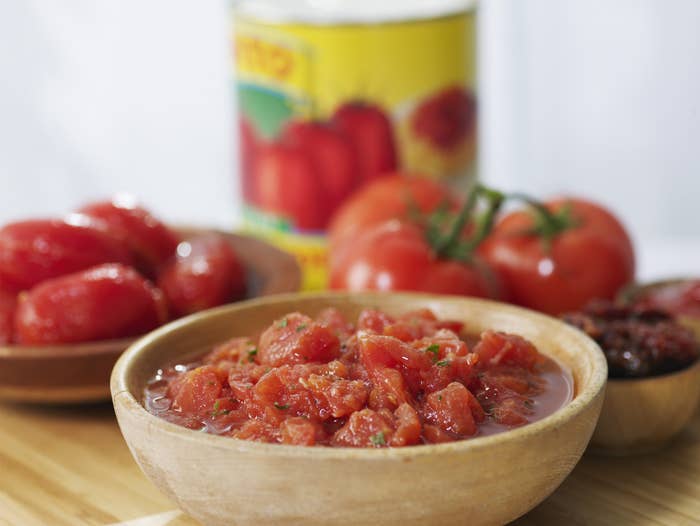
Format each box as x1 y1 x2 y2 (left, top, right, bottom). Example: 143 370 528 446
170 365 223 414
474 331 541 371
423 382 480 437
331 409 394 448
258 313 340 366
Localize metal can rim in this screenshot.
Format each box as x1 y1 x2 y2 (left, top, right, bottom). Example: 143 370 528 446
232 0 477 26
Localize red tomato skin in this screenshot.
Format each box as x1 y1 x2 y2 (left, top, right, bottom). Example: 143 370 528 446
0 287 17 344
329 221 495 298
479 198 635 315
14 263 168 344
331 102 397 183
0 219 134 290
76 197 180 276
328 175 454 256
254 142 327 231
281 121 358 216
157 234 246 318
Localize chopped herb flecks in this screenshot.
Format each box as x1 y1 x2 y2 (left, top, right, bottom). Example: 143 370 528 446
425 344 440 362
247 348 258 362
274 402 290 410
278 318 288 328
369 431 386 447
436 360 451 367
296 324 308 332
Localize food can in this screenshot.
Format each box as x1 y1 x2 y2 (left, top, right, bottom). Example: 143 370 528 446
232 0 478 290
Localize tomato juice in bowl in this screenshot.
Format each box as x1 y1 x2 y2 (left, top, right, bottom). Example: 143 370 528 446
232 0 478 290
112 292 607 526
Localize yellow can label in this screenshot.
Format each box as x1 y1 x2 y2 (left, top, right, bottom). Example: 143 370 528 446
233 12 477 290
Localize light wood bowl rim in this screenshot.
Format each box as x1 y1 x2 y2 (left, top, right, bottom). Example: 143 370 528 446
112 291 608 459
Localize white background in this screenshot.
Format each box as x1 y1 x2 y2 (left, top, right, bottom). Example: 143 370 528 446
0 0 698 279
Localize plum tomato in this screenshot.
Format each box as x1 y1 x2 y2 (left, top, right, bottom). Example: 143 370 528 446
14 263 168 344
479 197 635 315
327 175 456 256
0 287 17 344
0 219 133 290
331 102 397 183
254 142 327 231
157 234 246 317
75 196 180 277
281 120 358 217
329 221 498 298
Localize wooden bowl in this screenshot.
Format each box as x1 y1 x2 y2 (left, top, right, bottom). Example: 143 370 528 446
111 292 607 526
0 230 300 404
590 358 700 455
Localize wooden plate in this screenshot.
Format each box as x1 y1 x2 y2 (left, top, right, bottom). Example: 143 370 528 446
0 230 301 404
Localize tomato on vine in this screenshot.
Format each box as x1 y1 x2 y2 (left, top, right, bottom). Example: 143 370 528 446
479 197 635 315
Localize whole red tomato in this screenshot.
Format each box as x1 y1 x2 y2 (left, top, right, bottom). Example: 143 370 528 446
329 221 499 298
15 263 167 344
479 198 635 315
0 219 133 290
328 175 456 257
158 234 247 317
75 196 180 277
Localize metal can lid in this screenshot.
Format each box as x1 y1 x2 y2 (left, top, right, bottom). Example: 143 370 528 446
233 0 476 25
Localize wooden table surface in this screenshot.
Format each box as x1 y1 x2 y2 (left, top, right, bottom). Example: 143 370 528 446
1 401 699 526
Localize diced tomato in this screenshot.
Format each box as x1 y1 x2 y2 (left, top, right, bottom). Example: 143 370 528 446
258 313 341 366
302 372 369 418
423 382 480 437
315 307 355 340
473 331 541 371
170 366 223 414
204 337 257 365
144 307 563 447
367 367 412 411
280 417 325 446
391 403 422 447
232 420 279 443
357 309 395 333
331 409 394 448
492 397 532 427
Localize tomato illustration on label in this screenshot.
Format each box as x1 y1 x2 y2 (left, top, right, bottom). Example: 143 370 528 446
233 11 477 289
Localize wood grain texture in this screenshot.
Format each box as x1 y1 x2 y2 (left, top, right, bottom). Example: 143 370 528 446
0 403 699 525
111 292 607 526
0 229 300 404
